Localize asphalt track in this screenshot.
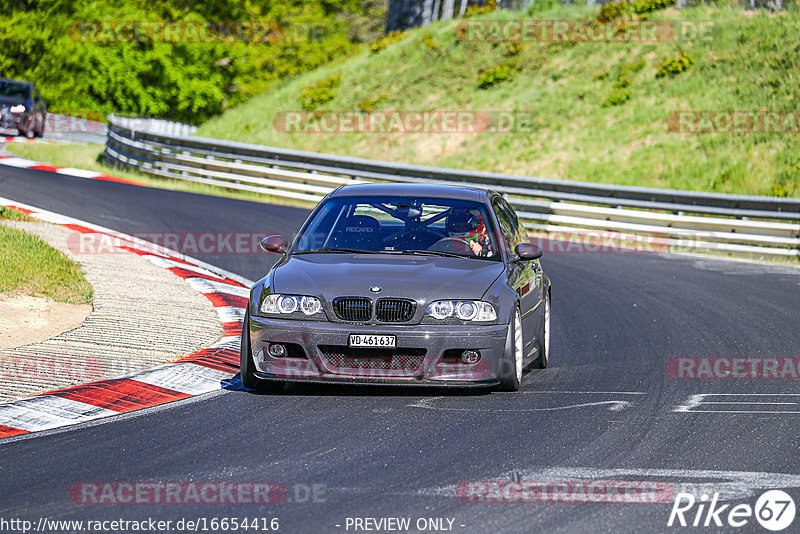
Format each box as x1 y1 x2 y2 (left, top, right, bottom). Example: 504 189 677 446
1 164 800 533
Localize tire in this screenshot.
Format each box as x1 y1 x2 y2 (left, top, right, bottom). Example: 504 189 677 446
497 306 523 392
18 114 34 138
240 310 284 392
33 113 45 138
532 291 550 369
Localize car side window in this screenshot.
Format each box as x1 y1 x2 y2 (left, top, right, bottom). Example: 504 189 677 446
492 197 519 253
500 197 527 244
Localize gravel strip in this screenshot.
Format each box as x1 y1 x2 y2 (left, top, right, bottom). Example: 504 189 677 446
0 220 224 402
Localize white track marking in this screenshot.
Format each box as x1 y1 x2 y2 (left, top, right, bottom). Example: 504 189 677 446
407 467 800 502
145 255 228 279
184 277 250 298
216 305 245 323
131 363 234 395
409 400 633 412
522 390 646 395
0 157 39 167
676 394 800 414
55 167 103 179
208 336 241 350
10 396 116 421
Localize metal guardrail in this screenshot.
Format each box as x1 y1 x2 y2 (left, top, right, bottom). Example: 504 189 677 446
104 114 800 258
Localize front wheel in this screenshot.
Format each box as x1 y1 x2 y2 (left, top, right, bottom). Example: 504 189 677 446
240 310 284 392
33 113 45 138
497 306 523 392
532 292 550 369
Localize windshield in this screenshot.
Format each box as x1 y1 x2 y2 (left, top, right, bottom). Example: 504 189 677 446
0 81 29 100
293 195 501 261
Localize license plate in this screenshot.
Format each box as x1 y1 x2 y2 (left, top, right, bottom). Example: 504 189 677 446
348 334 396 348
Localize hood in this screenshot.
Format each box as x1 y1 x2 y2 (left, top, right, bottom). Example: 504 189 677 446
272 253 504 302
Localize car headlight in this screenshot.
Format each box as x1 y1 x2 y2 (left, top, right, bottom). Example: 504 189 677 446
261 294 322 316
425 300 496 322
9 105 26 114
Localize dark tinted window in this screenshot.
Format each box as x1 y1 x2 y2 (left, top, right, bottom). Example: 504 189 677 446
0 81 28 100
492 196 521 252
294 195 501 261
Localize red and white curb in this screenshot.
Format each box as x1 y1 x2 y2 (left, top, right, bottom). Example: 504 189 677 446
0 197 253 440
0 154 145 186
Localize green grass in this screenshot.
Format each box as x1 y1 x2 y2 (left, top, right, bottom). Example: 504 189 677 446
195 3 800 198
5 143 316 209
0 209 93 304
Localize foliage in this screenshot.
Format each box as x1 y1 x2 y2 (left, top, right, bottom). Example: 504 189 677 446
477 61 516 89
464 1 497 18
0 0 385 123
597 0 675 22
656 50 695 78
299 74 341 110
369 30 407 54
602 87 631 106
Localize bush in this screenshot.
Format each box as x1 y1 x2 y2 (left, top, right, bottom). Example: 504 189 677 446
614 76 633 88
656 50 695 78
597 0 675 22
370 31 406 54
602 87 631 107
465 1 497 18
0 0 383 124
423 33 439 50
299 74 341 110
504 42 523 57
358 94 384 112
477 61 516 89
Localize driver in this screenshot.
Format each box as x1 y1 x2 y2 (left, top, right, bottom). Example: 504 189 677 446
445 208 492 257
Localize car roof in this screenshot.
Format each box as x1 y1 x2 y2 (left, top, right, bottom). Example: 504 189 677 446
328 182 492 202
0 78 32 86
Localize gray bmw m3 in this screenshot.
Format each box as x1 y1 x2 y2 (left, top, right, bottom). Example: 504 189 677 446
241 183 550 392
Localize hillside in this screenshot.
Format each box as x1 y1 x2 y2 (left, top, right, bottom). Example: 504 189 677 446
198 2 800 197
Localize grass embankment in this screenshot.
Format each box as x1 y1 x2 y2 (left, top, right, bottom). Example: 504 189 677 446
0 207 93 304
196 2 800 198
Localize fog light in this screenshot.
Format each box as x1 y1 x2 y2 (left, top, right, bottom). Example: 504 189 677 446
268 343 287 357
461 350 481 364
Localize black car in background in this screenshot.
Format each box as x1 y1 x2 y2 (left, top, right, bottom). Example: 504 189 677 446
0 78 46 138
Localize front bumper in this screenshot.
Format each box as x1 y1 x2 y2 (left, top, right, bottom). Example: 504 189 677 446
248 315 508 386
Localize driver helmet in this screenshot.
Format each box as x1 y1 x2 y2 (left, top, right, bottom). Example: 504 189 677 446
446 208 486 243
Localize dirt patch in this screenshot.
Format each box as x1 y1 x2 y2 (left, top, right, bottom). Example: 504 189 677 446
0 294 91 350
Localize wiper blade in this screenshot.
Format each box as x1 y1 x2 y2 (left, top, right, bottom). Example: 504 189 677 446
296 247 388 255
401 249 468 259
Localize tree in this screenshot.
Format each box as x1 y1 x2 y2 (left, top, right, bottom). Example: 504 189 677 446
386 0 424 31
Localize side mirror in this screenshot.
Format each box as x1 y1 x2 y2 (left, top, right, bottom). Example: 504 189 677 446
514 243 543 261
260 234 288 254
